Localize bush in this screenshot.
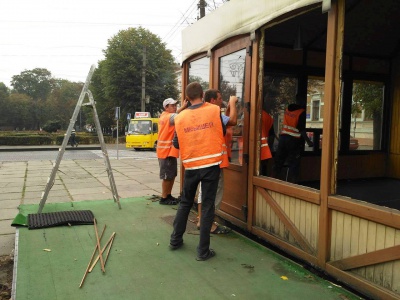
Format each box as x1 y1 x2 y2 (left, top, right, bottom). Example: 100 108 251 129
42 121 62 133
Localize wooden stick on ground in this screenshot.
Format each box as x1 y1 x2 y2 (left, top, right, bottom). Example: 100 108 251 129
93 218 105 273
79 224 106 288
88 232 116 273
104 233 116 265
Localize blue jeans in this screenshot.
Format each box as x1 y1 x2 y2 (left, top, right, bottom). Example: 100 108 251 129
170 165 220 258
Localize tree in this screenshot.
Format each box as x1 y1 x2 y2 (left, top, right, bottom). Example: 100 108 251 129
11 68 55 129
7 93 35 130
46 80 83 129
0 83 10 128
11 68 54 101
352 81 384 149
91 27 179 127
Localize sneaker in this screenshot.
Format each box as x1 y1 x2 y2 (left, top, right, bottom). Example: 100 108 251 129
159 197 177 205
168 195 180 203
196 249 216 261
169 241 183 250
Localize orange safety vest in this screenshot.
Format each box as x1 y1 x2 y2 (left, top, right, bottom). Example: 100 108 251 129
175 103 226 170
261 111 273 160
281 108 305 138
156 111 179 158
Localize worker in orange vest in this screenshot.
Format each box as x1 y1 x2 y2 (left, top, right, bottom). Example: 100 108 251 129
156 98 188 205
272 97 313 183
169 82 227 261
260 110 276 176
197 89 238 234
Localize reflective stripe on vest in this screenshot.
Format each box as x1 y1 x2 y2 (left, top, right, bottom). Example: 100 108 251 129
281 108 304 138
261 111 273 160
281 124 301 137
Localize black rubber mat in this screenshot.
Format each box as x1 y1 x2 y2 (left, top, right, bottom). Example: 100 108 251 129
27 210 95 229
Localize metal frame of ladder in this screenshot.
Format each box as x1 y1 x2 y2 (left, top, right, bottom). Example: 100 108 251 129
38 65 121 213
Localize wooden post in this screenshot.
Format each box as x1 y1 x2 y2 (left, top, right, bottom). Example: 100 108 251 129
318 0 345 268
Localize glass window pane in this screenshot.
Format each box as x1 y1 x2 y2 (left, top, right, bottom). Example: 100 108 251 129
306 77 325 151
219 49 246 165
188 56 210 90
260 74 298 176
352 80 384 150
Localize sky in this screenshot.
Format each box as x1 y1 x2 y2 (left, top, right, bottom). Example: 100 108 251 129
0 0 224 87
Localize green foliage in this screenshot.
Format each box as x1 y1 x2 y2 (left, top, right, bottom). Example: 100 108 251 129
352 81 384 118
42 120 62 133
189 75 209 91
91 27 179 126
0 134 53 145
11 68 54 101
46 80 84 128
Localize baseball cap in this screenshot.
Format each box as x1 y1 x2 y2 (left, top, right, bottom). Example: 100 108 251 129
163 98 177 108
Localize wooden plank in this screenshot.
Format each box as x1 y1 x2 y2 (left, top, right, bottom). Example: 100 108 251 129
289 193 296 245
268 191 274 232
392 230 400 294
257 187 315 254
342 213 352 259
373 224 386 286
334 211 344 260
277 193 284 239
311 203 319 250
330 211 337 261
252 176 320 204
328 196 400 230
305 202 311 245
350 216 361 277
329 244 400 271
300 200 306 242
284 194 291 241
358 218 368 277
365 221 377 281
383 227 395 290
326 265 400 300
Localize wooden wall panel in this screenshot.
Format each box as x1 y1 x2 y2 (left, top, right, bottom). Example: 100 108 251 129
388 56 400 178
337 153 386 179
297 153 386 182
254 189 319 253
330 211 400 295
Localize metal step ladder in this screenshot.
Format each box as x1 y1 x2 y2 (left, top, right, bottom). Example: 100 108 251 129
37 65 121 213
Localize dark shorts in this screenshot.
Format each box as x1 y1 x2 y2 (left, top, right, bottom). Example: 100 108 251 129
158 157 177 180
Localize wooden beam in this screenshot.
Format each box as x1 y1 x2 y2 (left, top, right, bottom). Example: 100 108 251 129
257 187 315 255
318 0 345 269
247 32 260 232
253 176 320 205
326 264 400 300
329 244 400 270
328 195 400 230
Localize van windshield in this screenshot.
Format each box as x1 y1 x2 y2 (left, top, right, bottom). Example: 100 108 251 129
129 120 152 134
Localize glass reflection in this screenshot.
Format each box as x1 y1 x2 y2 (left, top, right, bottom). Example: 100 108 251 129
188 56 210 90
219 49 246 165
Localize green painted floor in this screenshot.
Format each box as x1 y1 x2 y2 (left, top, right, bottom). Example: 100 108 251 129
14 198 361 300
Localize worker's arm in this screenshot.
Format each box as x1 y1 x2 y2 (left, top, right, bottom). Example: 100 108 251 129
225 96 238 126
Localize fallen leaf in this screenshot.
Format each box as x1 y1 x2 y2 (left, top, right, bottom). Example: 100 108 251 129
280 276 288 280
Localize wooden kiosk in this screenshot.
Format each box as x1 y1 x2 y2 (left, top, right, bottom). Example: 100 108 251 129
180 1 400 299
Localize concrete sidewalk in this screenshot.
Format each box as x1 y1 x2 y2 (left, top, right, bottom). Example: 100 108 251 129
0 145 180 256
